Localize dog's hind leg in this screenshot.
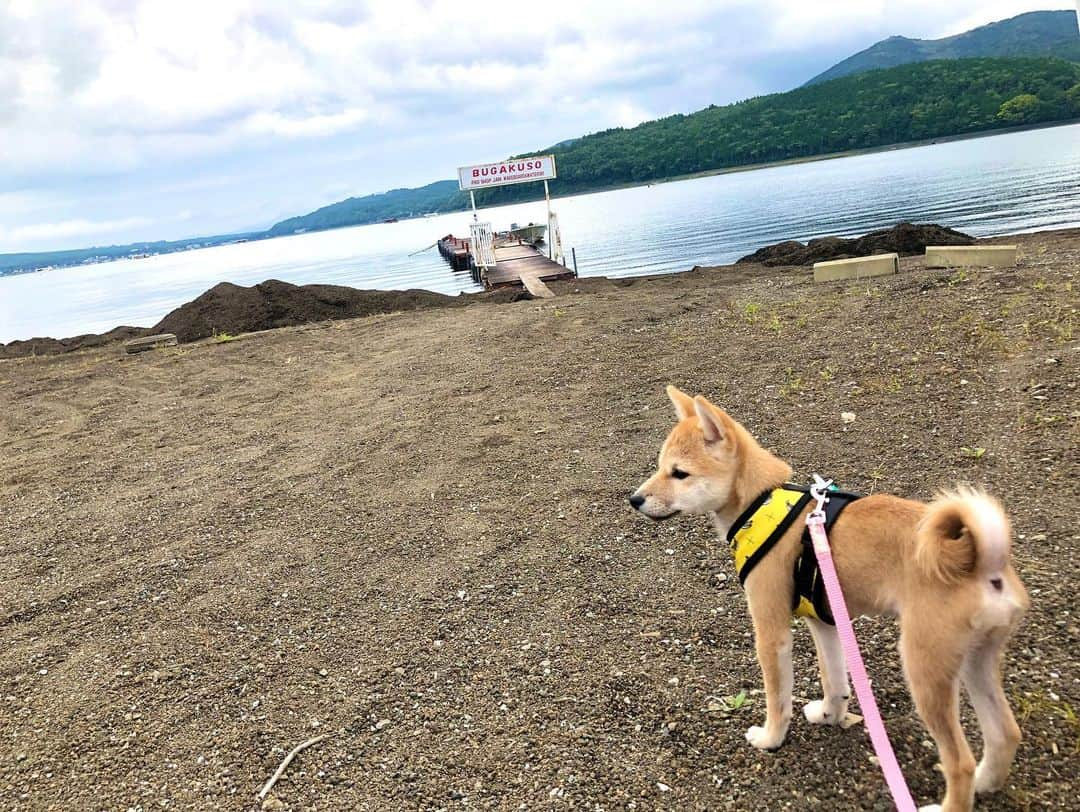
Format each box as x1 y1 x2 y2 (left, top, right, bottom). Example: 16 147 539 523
901 619 976 812
803 617 850 726
961 627 1022 795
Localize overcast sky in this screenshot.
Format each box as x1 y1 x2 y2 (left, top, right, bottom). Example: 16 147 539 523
0 0 1075 253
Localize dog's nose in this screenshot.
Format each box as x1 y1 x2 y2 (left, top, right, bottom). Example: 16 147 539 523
629 494 645 510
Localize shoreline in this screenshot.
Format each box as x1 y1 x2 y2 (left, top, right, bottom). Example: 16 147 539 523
3 223 1077 358
580 118 1080 195
268 117 1080 228
3 118 1078 274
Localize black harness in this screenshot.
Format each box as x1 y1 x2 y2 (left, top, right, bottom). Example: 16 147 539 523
726 482 862 625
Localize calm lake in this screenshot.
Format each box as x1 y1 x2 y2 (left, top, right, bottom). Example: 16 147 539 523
2 123 1079 343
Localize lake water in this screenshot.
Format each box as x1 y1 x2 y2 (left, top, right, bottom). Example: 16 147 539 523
2 123 1079 343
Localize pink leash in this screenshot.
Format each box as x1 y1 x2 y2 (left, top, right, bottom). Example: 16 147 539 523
807 475 917 812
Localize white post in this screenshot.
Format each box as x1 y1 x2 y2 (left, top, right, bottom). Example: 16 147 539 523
544 179 552 259
470 190 478 221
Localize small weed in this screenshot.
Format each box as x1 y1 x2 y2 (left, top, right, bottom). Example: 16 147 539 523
947 269 969 287
1014 692 1080 753
742 302 761 323
1015 409 1029 432
960 446 986 459
779 367 803 397
868 465 886 495
1050 310 1074 342
721 690 751 711
1033 278 1048 291
819 366 836 383
706 689 754 715
213 332 236 343
767 312 783 336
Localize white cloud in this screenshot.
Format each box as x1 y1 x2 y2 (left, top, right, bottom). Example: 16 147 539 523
0 0 1074 251
1 215 155 244
242 107 371 138
4 1 1066 175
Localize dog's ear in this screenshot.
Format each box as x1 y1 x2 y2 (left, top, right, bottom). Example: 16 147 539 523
693 396 735 449
666 385 696 420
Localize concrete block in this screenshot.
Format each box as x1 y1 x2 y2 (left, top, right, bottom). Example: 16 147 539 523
125 333 178 354
813 253 899 283
924 245 1017 268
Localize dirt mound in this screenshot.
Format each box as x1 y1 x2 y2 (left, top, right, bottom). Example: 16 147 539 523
0 325 150 359
1 281 529 359
736 222 975 266
151 279 470 343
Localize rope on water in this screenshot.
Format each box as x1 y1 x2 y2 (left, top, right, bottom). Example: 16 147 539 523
408 242 437 257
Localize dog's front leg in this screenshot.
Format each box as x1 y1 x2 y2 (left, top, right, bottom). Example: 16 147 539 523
746 615 794 750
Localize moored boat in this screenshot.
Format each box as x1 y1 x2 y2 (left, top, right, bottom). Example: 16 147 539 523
505 222 546 245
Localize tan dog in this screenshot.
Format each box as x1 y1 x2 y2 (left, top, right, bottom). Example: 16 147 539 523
630 386 1028 812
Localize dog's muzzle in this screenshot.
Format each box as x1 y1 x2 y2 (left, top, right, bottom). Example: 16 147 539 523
629 493 678 520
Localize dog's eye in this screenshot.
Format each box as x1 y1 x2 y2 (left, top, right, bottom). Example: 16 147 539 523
671 468 690 480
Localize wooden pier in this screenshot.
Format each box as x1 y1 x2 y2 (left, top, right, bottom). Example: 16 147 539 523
437 235 575 297
437 234 472 270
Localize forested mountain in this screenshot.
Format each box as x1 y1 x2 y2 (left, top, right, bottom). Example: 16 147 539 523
271 56 1080 233
268 180 461 237
807 10 1080 85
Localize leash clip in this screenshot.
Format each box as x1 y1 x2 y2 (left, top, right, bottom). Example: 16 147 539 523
808 473 833 521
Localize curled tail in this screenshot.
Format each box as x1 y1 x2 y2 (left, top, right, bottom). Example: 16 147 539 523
915 486 1011 584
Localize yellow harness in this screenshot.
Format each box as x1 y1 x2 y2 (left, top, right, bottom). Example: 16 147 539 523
727 483 862 624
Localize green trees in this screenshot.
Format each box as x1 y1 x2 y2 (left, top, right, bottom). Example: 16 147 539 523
271 56 1080 234
476 57 1080 207
997 93 1042 122
1067 83 1080 113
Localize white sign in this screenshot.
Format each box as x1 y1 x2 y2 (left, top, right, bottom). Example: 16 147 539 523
457 155 557 191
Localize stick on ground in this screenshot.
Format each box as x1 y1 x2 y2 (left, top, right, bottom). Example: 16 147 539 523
257 733 332 802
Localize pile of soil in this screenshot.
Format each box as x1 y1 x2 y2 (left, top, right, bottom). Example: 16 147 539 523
151 279 470 343
0 325 151 359
0 280 530 358
736 222 975 266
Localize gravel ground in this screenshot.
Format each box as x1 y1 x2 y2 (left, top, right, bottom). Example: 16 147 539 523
0 229 1077 810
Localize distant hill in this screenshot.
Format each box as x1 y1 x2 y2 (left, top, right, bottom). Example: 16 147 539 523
270 57 1080 234
0 233 262 277
806 10 1080 85
268 180 462 237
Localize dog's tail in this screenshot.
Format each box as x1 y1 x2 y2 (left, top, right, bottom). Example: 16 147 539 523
915 486 1011 584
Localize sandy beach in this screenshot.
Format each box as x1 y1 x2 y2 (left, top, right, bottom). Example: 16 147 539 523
1 229 1077 810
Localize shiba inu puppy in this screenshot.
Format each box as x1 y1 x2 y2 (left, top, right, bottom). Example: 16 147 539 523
629 386 1028 812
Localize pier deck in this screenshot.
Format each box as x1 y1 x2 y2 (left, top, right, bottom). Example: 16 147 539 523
485 243 574 293
437 235 575 295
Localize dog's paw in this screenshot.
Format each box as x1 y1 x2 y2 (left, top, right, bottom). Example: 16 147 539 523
917 805 942 812
974 761 1007 795
745 725 785 751
803 699 841 726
